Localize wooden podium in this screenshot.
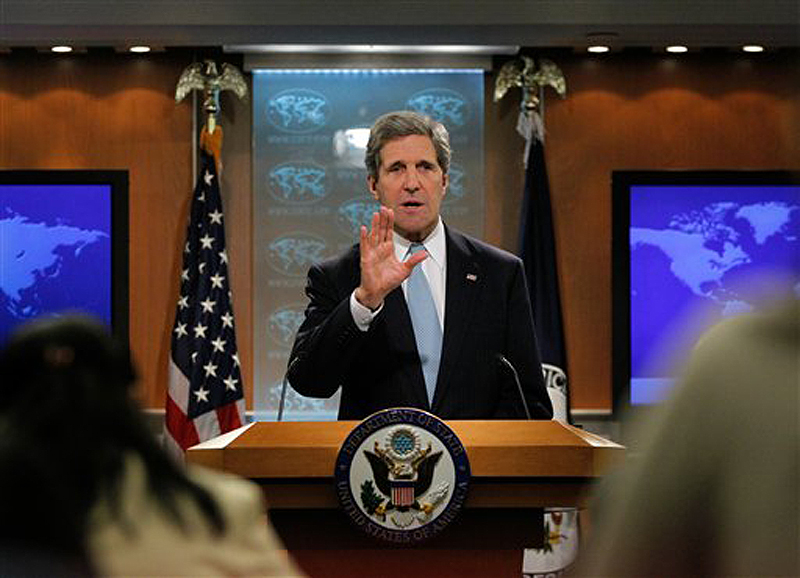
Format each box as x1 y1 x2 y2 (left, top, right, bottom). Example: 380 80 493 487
187 420 623 578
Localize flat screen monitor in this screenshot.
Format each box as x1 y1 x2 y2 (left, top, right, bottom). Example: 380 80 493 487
612 170 800 412
0 170 129 346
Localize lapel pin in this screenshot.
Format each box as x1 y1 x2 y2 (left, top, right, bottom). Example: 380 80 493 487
466 273 477 282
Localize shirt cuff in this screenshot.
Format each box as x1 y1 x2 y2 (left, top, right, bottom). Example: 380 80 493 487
350 290 383 331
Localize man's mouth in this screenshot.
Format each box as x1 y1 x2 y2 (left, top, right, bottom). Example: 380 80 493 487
401 200 424 208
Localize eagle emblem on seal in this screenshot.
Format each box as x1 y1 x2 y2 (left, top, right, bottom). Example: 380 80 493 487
360 426 450 528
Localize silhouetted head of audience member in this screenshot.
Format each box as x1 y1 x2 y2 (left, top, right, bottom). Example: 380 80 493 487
0 316 224 576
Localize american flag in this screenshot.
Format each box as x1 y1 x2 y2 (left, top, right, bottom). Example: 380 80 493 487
164 149 245 457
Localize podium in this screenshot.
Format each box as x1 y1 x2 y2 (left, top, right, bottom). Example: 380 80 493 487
187 420 623 578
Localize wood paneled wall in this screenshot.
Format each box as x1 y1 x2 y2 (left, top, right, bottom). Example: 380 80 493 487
0 52 195 409
2 49 797 414
486 49 800 411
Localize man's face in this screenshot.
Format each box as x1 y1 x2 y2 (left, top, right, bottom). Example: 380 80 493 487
368 134 448 242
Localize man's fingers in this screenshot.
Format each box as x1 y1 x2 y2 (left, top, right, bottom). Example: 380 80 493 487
405 249 428 270
384 207 394 242
369 211 380 245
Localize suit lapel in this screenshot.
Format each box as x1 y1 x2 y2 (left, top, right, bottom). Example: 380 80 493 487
432 228 480 410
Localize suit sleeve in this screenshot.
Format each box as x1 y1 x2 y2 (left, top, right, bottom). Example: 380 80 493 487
287 261 367 398
497 259 553 419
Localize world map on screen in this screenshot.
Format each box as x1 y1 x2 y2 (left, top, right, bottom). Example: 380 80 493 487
0 185 112 345
629 186 799 403
632 201 799 314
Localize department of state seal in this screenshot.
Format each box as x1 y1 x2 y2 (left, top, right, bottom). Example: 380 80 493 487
334 408 470 544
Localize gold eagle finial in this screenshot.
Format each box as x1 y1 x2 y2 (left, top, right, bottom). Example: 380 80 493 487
494 56 567 146
175 60 248 131
175 60 248 173
494 56 566 111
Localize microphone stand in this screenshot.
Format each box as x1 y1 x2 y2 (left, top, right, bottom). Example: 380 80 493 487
277 356 300 421
496 353 532 420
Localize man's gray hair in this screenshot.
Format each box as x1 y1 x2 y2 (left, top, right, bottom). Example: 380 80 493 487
364 110 451 181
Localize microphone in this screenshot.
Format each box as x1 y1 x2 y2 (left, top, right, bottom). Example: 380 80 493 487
277 355 301 421
496 353 532 420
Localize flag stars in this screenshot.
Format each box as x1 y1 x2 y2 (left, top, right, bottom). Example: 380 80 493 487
200 234 214 249
211 337 226 352
181 268 190 281
232 352 241 367
174 322 188 338
224 375 239 392
203 361 218 378
209 209 223 224
221 312 234 328
178 295 189 309
194 323 208 339
204 171 214 186
210 273 225 289
200 297 216 313
194 387 210 403
219 250 228 264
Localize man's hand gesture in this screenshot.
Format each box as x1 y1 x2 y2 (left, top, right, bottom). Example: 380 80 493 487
354 207 427 310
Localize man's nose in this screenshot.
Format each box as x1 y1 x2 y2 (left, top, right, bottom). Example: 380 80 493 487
403 168 421 190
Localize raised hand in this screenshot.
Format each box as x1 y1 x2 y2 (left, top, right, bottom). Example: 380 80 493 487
354 206 427 310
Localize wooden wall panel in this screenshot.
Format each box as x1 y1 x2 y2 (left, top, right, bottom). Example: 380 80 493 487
0 52 195 409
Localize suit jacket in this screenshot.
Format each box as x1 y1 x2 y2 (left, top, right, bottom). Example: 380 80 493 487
288 225 553 421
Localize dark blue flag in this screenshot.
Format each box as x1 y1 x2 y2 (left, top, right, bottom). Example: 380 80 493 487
519 136 570 422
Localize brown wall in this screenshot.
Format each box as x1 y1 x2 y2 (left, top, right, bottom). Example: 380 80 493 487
1 52 191 409
486 49 800 411
2 49 797 414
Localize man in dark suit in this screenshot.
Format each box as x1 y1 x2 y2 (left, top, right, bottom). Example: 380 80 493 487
288 111 552 421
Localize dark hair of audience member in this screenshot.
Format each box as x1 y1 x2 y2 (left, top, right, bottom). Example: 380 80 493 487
0 316 225 568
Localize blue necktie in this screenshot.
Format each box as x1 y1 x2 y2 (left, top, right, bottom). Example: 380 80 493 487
406 243 442 405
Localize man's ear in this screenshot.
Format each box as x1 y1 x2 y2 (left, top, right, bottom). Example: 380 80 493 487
441 172 449 196
367 175 379 200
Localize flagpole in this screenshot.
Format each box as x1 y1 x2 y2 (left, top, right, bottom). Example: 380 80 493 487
165 60 249 460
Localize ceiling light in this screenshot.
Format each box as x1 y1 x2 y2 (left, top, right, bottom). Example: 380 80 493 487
51 45 73 53
666 45 689 53
742 45 765 53
587 45 610 54
129 45 151 53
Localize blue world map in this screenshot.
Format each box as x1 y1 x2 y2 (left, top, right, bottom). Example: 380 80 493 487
632 201 799 314
630 194 799 399
0 184 112 345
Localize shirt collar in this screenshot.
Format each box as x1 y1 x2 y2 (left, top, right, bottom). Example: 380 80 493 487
393 217 445 269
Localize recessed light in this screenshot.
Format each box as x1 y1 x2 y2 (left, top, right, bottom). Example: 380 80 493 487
129 45 151 53
742 45 765 53
51 45 73 53
587 45 610 54
666 45 689 53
